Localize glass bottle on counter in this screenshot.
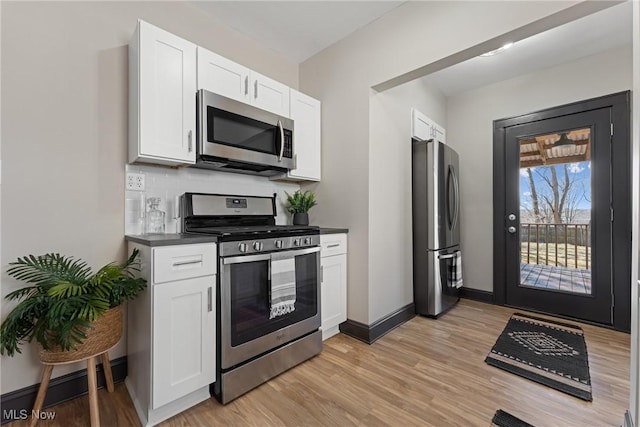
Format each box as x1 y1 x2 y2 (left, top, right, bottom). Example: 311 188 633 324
145 197 165 234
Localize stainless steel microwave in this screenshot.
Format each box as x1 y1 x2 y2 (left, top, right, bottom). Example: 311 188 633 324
195 89 295 176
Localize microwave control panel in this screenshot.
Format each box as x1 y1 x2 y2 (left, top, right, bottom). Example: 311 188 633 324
284 130 293 159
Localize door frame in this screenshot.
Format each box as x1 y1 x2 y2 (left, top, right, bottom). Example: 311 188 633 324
493 91 631 332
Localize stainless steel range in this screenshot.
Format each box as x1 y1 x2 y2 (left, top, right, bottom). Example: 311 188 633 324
181 192 322 404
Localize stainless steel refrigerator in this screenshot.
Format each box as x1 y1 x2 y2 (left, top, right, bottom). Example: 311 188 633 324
412 138 462 317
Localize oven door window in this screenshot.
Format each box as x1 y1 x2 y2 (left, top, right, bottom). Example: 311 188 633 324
229 252 318 347
208 106 279 155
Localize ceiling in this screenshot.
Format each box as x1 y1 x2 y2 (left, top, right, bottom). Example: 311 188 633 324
189 1 405 63
520 130 591 169
422 2 633 96
188 2 632 95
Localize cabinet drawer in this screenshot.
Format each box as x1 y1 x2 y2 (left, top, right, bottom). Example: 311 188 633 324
320 234 347 257
153 244 217 284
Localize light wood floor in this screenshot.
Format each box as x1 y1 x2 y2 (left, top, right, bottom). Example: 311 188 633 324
8 299 630 427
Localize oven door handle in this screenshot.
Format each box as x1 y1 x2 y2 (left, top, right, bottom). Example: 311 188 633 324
222 253 272 265
270 247 320 260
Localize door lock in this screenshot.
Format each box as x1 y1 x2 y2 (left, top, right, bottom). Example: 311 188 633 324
508 214 517 221
508 226 517 234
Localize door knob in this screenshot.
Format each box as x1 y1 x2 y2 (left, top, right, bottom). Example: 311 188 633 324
508 226 517 234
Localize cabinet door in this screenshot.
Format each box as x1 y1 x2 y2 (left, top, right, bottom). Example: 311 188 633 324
411 108 446 143
250 70 290 117
139 21 196 164
153 276 215 409
321 254 347 338
197 47 250 103
287 90 321 181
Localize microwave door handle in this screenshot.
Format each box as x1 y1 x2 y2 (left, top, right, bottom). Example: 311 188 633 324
277 120 285 162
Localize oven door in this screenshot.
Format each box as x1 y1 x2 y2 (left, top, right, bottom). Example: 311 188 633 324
197 90 294 170
219 246 321 369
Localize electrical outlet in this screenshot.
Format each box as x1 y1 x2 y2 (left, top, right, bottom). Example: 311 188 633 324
126 173 145 191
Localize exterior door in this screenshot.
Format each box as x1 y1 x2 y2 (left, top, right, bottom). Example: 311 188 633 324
506 109 611 324
494 92 631 331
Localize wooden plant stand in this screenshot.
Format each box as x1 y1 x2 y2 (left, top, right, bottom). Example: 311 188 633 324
30 305 123 427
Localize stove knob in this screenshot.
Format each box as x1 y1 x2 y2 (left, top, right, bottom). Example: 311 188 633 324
253 241 263 251
304 237 312 245
275 240 283 249
238 243 247 253
293 238 301 247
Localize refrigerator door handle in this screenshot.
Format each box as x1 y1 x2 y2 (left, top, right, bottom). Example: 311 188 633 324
447 165 460 231
439 253 457 259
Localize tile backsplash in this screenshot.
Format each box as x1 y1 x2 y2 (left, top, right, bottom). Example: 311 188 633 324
125 164 300 235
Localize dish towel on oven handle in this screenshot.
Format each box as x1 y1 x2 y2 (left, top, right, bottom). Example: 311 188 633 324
269 257 296 319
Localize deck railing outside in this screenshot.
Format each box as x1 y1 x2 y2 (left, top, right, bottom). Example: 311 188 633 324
520 223 591 270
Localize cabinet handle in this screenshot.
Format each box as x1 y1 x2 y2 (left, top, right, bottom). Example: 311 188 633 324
254 80 258 99
207 287 212 312
327 243 340 248
188 130 193 152
320 266 324 283
172 257 202 267
244 76 248 95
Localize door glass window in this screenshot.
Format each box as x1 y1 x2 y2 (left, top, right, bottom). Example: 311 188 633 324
518 128 592 295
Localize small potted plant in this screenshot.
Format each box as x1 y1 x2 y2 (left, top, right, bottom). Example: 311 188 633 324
0 249 147 361
285 190 318 226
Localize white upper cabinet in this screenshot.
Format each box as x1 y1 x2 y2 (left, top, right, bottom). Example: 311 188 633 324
129 22 321 177
197 47 250 104
411 108 446 143
129 20 197 165
250 70 290 117
286 90 321 181
197 48 290 117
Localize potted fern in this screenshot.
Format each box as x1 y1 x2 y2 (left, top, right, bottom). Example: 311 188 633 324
0 249 146 361
285 190 318 225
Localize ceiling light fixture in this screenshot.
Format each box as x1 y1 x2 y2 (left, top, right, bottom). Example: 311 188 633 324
553 132 576 149
479 42 514 57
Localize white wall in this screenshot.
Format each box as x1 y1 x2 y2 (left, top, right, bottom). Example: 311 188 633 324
446 45 633 292
1 1 297 394
299 1 580 325
368 81 446 323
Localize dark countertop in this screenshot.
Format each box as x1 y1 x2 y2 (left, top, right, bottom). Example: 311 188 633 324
125 234 218 247
319 227 349 235
126 228 347 246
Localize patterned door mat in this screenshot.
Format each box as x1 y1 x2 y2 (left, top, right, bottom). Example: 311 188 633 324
491 409 535 427
485 313 592 401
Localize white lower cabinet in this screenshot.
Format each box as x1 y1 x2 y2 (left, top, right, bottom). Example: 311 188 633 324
126 242 216 427
320 234 348 340
153 276 215 409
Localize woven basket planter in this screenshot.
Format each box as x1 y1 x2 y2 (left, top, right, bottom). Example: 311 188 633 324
38 305 123 365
